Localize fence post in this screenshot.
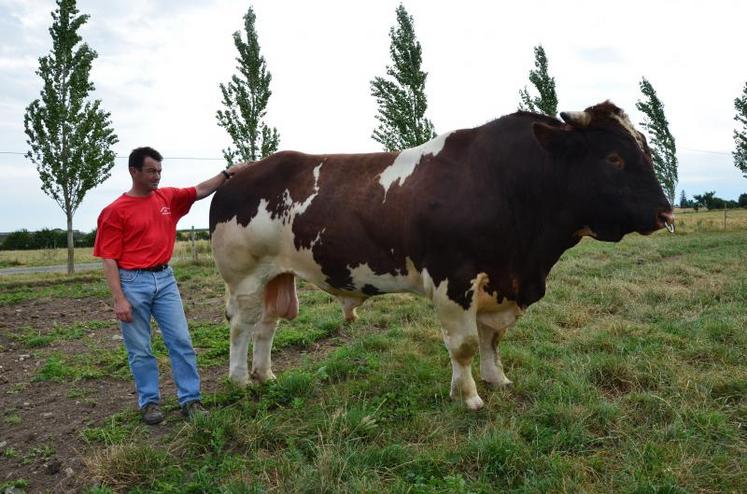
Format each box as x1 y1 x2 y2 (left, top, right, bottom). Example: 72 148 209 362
723 207 727 230
191 226 197 263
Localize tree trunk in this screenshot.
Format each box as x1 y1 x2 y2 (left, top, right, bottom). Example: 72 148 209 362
67 212 75 275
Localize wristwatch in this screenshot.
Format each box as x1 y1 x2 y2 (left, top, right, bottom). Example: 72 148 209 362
221 170 231 180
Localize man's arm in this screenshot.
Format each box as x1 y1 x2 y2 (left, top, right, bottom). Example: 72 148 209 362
195 162 251 200
102 258 132 322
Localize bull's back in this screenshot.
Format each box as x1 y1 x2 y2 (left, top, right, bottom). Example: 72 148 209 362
210 150 397 231
209 150 401 290
209 132 492 297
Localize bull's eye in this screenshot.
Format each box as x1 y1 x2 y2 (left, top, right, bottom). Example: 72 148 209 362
606 153 624 169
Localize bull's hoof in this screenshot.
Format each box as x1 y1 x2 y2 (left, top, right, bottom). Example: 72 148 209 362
465 395 485 411
342 307 359 322
483 377 513 389
450 387 485 411
228 373 250 387
250 369 277 384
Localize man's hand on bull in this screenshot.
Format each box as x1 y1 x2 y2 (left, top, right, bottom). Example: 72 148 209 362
225 161 252 178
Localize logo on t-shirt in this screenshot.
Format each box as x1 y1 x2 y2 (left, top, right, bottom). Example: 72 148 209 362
160 206 171 216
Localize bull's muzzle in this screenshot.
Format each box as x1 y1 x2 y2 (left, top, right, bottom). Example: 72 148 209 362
658 211 675 233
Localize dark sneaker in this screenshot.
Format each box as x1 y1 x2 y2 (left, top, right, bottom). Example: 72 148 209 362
142 403 164 425
181 400 208 420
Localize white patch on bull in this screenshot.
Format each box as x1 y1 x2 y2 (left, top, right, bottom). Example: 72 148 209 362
347 258 424 295
294 162 323 215
271 162 323 225
474 274 523 318
211 200 328 293
308 228 325 248
378 132 453 199
421 269 462 313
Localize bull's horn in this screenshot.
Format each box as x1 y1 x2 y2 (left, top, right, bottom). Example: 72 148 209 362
560 111 591 127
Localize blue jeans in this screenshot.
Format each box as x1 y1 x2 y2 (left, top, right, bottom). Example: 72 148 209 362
118 266 201 409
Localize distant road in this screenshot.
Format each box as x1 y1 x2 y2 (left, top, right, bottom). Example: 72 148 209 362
0 262 101 276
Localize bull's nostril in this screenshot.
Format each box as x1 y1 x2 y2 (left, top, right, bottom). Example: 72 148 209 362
658 211 675 233
659 211 675 224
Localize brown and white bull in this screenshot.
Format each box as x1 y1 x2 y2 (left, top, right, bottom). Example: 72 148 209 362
209 101 674 410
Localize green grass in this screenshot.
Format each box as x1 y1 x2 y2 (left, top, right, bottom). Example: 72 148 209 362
31 341 130 383
673 207 747 233
3 411 21 425
5 230 746 492
11 320 112 348
0 479 29 491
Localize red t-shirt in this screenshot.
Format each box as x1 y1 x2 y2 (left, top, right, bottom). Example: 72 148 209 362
94 187 197 269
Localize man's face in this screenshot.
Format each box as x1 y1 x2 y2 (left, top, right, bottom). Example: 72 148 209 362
131 156 162 191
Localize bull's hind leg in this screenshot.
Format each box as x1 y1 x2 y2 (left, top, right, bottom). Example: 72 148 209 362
227 284 263 386
477 307 520 387
226 273 298 385
432 290 483 411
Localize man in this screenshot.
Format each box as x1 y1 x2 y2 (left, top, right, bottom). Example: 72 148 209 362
94 146 248 425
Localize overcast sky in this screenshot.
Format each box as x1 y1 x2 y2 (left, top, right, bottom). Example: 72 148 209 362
1 0 745 233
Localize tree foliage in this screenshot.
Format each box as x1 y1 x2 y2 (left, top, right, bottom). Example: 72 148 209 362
1 228 95 250
518 45 558 117
370 4 436 152
679 190 688 208
23 0 118 274
692 191 739 210
636 78 677 206
216 6 279 164
733 82 747 178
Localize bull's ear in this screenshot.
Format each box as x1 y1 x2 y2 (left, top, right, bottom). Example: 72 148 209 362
533 123 578 154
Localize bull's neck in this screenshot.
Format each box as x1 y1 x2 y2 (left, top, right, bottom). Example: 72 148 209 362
502 172 582 307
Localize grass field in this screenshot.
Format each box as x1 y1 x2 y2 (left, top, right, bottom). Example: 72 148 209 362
1 221 746 492
674 207 747 233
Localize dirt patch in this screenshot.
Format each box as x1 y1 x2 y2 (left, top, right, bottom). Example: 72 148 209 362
0 289 349 493
182 293 226 325
0 296 113 333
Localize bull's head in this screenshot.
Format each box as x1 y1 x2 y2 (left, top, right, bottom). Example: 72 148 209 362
533 101 674 241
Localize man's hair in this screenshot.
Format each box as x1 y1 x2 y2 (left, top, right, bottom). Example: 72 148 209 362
128 147 163 170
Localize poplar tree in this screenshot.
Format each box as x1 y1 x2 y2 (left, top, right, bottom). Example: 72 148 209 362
679 190 688 208
733 82 747 178
518 45 558 117
216 6 279 164
371 4 436 152
636 77 678 206
24 0 118 275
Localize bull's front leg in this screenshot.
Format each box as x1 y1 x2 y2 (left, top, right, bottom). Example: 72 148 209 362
477 308 519 387
432 288 483 411
337 295 364 322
